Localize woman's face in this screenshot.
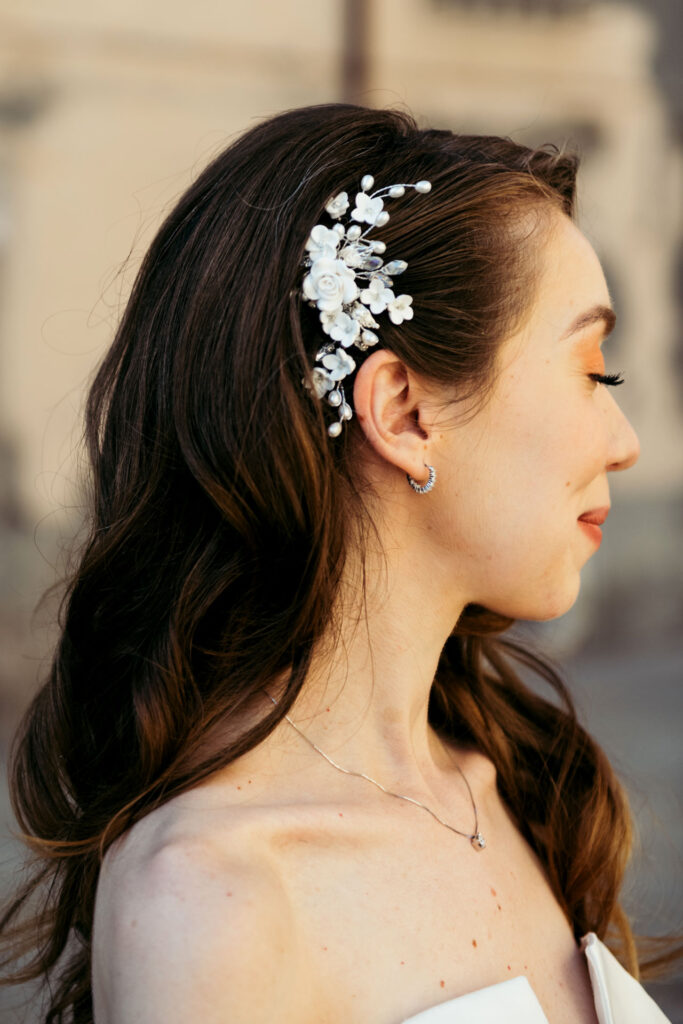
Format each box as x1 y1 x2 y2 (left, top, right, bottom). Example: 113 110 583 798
428 211 641 622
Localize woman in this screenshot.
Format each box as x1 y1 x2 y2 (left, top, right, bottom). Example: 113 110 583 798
1 103 675 1022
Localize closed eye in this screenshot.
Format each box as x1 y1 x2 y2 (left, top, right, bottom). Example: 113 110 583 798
588 372 625 387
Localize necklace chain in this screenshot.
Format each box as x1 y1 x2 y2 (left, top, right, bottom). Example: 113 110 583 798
268 694 486 851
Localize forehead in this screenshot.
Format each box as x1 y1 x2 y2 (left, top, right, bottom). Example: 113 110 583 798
535 213 611 332
491 211 612 382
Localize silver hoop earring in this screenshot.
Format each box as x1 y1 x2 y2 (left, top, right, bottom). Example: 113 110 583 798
406 463 436 494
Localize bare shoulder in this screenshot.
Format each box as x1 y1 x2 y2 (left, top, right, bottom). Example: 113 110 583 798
92 795 312 1024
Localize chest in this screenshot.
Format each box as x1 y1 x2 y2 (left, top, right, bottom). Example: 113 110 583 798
272 801 599 1024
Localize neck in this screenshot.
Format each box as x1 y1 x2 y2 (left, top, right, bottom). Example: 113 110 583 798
267 512 471 795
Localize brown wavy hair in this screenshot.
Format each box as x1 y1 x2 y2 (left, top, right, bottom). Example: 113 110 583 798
0 102 674 1022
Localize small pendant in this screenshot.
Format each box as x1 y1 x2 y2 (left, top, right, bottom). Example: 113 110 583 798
471 832 486 851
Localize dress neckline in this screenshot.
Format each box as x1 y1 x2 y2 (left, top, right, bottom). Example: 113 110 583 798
400 932 672 1024
401 973 547 1023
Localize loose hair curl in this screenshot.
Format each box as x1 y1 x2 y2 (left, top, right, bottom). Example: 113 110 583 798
1 103 673 1022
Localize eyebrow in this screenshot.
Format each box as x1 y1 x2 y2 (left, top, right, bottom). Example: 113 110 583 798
560 303 617 341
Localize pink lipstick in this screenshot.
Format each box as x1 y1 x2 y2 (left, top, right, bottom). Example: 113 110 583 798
578 507 609 546
578 507 610 525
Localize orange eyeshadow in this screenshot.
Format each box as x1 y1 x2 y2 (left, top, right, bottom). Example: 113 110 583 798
577 336 605 373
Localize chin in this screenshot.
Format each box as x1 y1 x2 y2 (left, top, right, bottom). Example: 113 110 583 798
482 573 582 623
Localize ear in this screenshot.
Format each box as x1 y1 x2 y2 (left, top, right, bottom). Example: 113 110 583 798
352 349 434 479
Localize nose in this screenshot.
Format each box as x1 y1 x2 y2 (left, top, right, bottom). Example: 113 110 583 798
607 402 641 472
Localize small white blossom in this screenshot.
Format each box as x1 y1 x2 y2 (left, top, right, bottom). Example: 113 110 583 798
319 310 338 336
327 311 361 348
321 347 356 381
351 191 384 225
303 367 334 399
305 224 341 261
325 191 349 219
303 257 359 312
388 293 414 325
360 277 395 314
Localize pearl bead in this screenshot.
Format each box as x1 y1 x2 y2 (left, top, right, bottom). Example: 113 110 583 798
371 240 386 253
361 174 374 191
415 180 432 193
375 211 390 227
347 224 362 240
328 390 342 407
341 404 353 420
328 421 342 437
389 185 405 198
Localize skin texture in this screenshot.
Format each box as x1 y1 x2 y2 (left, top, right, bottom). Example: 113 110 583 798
93 210 640 1024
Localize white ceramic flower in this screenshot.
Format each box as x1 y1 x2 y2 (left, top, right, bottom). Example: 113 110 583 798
360 277 395 314
325 191 349 219
319 310 338 336
321 347 356 380
327 311 361 348
303 257 359 312
305 224 341 261
388 293 414 325
351 191 384 225
302 366 334 399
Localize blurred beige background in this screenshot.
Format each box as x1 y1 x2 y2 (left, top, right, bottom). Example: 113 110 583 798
0 0 681 1020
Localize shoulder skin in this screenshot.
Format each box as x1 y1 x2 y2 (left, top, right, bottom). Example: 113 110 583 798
92 819 316 1024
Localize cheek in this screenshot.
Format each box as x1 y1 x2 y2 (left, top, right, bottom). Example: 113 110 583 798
501 357 607 476
434 366 604 558
489 390 572 495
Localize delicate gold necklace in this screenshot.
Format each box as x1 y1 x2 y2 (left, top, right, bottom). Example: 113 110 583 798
267 694 486 851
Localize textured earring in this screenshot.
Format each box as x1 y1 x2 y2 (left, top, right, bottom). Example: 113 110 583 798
406 463 436 494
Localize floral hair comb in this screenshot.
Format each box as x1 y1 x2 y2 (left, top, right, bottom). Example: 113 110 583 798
300 173 432 437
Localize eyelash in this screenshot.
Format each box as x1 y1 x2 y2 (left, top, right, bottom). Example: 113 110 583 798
588 371 625 387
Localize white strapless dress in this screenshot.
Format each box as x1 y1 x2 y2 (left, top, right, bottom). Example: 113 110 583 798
401 933 672 1023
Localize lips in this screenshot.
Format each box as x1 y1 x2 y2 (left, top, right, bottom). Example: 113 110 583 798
578 507 610 525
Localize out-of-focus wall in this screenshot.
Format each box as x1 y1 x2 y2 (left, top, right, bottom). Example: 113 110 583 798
0 0 681 1018
0 0 343 526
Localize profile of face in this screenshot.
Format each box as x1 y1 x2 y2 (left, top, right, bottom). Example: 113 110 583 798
428 211 641 621
357 211 641 624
